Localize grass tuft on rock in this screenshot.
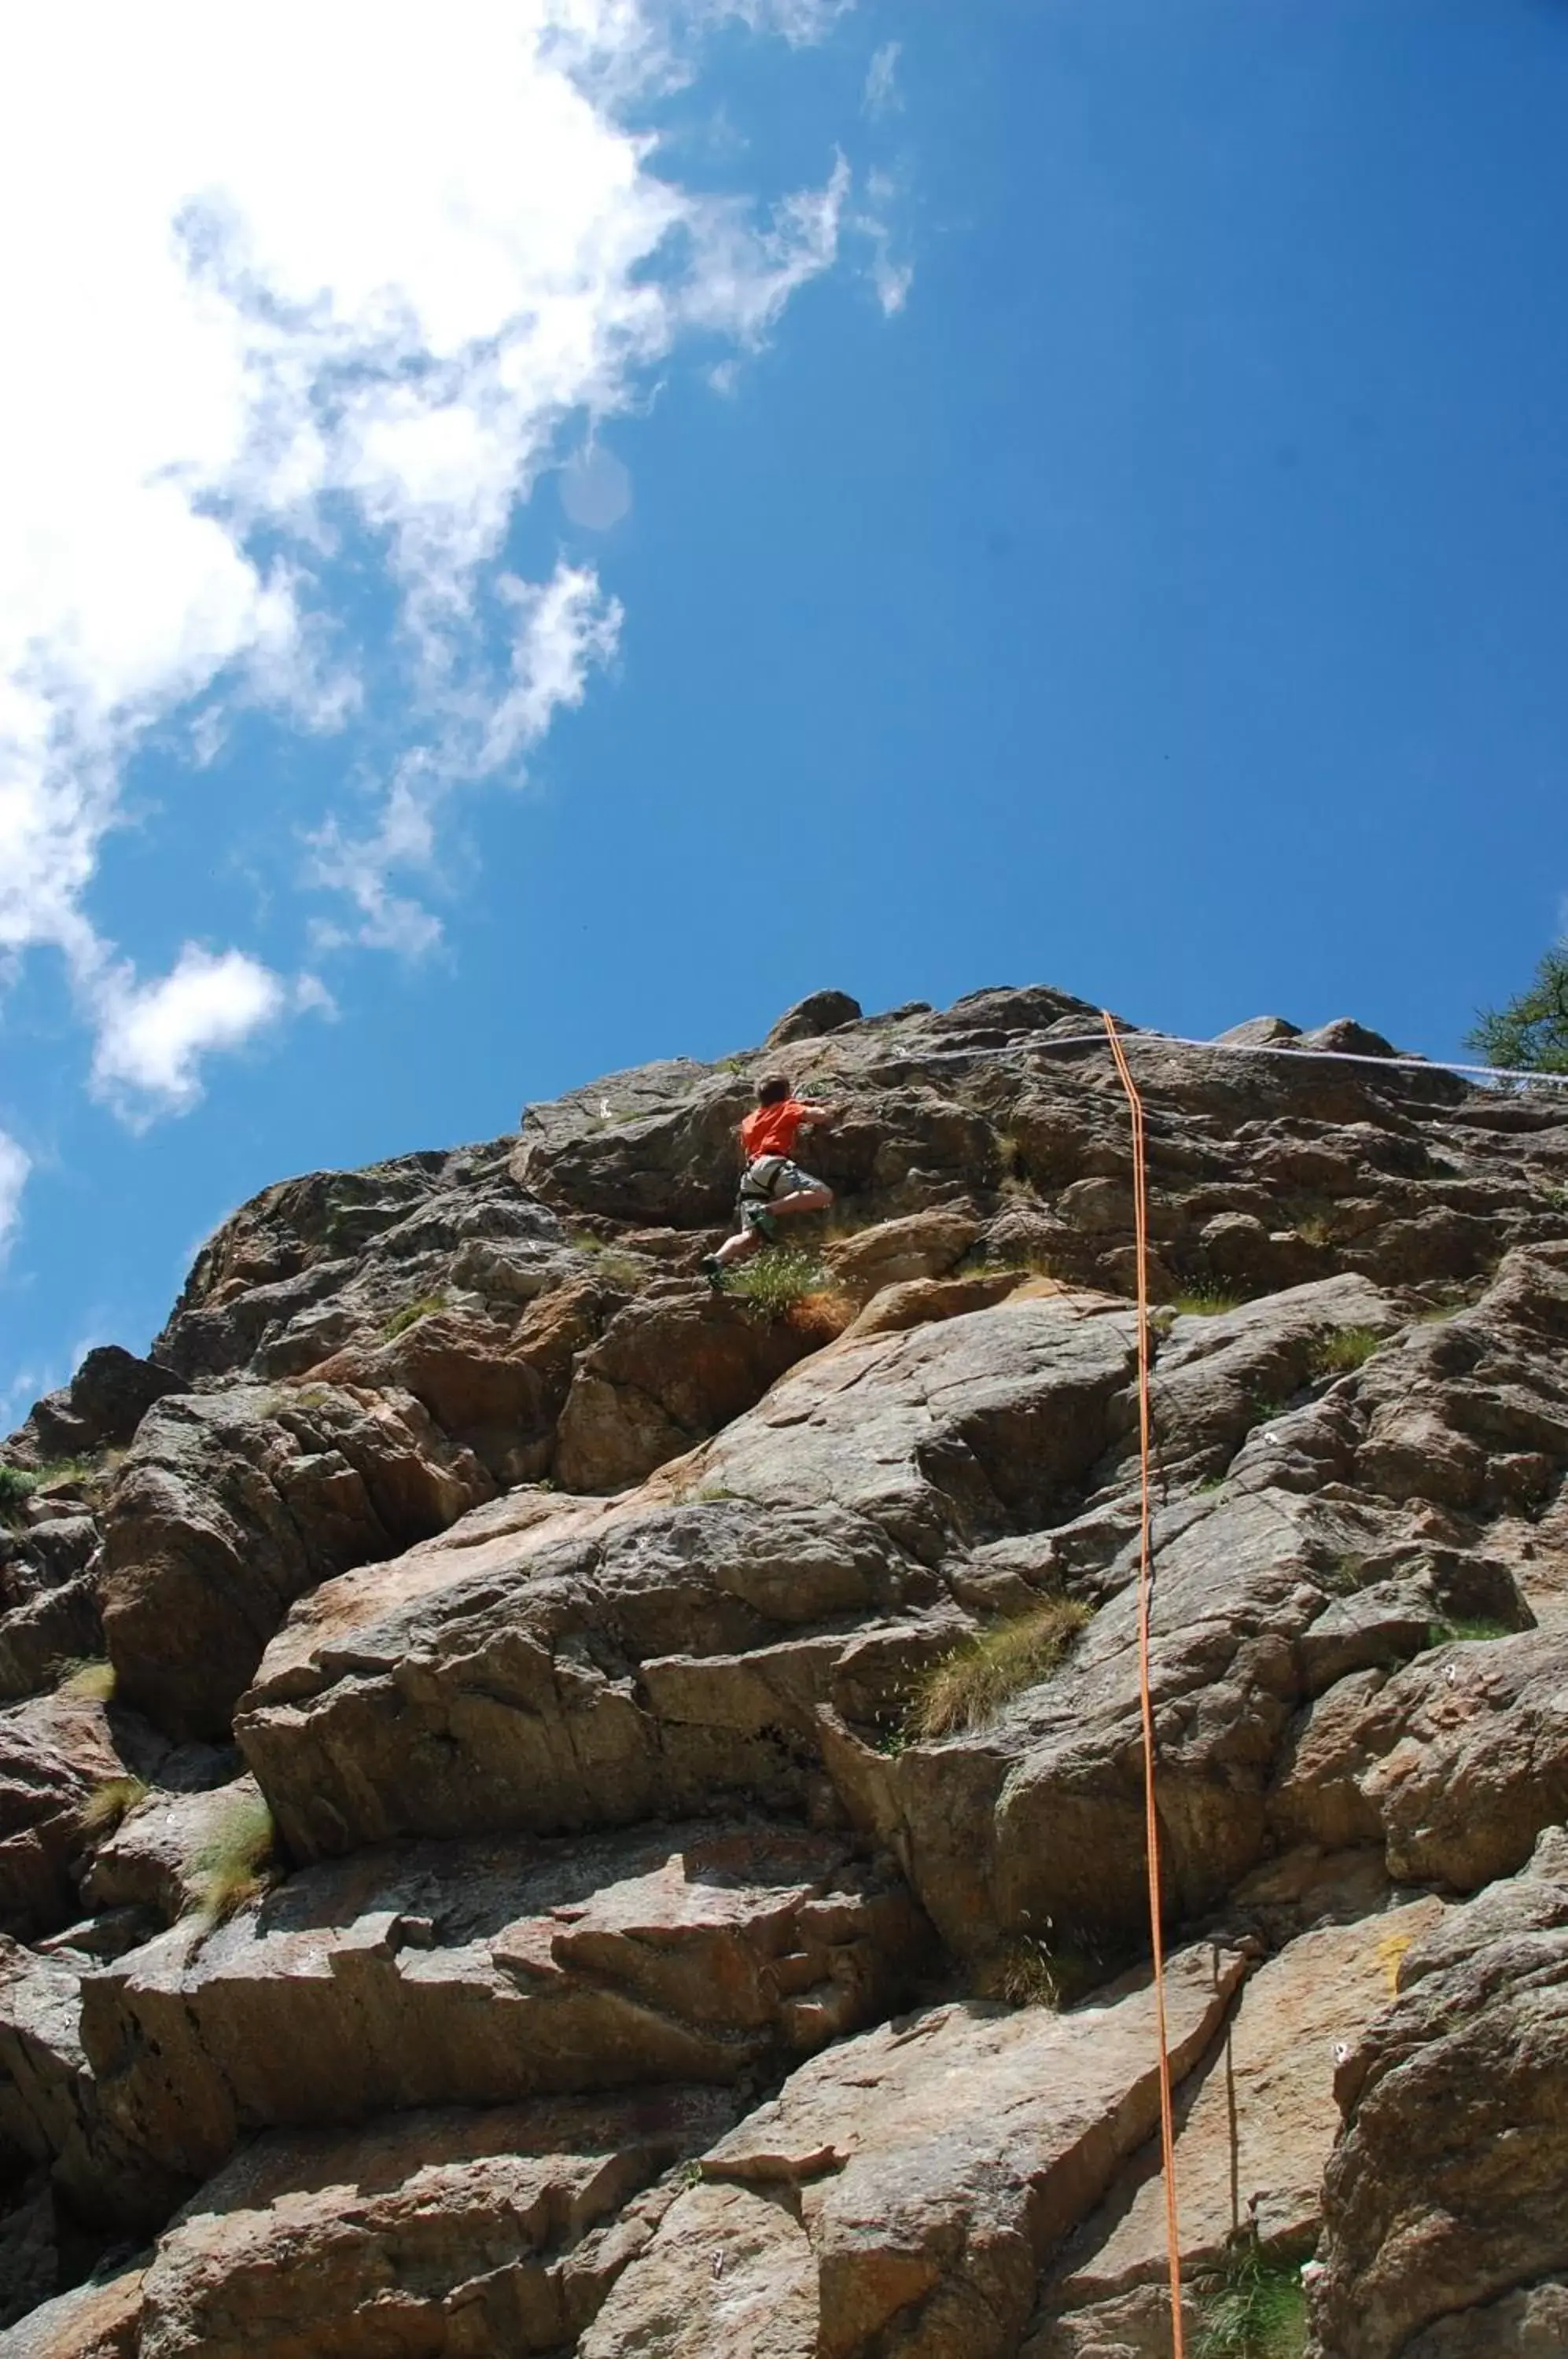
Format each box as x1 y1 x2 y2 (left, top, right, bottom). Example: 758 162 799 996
1306 1326 1383 1378
0 1459 93 1525
1193 2239 1307 2358
190 1790 278 1925
910 1598 1092 1739
570 1235 648 1288
78 1776 149 1838
725 1248 829 1317
1426 1615 1515 1648
1172 1285 1246 1316
382 1294 447 1340
57 1657 116 1703
975 1935 1100 2011
0 1465 39 1524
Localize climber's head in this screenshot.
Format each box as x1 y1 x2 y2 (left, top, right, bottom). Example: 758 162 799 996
756 1074 790 1106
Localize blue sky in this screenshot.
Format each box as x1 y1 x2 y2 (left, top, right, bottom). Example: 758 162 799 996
2 0 1567 1419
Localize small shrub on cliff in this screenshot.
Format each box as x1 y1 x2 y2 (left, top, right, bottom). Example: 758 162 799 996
57 1657 116 1702
1306 1325 1382 1378
1193 2238 1305 2357
725 1248 827 1316
910 1597 1092 1739
1426 1615 1514 1648
382 1295 445 1340
976 1935 1099 2011
570 1235 648 1288
992 1129 1026 1180
78 1776 149 1838
190 1790 278 1924
0 1459 90 1525
1172 1285 1245 1316
0 1466 37 1525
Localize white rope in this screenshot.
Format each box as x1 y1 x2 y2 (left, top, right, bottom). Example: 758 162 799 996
915 1028 1568 1091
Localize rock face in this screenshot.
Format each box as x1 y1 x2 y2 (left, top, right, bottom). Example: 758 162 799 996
581 1942 1245 2359
1307 1825 1568 2358
0 1697 131 1941
98 1384 492 1737
133 2089 737 2358
4 1351 182 1474
79 1823 924 2188
1029 1870 1443 2355
4 981 1568 2351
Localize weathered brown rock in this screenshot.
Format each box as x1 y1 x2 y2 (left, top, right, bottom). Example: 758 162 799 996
518 1067 756 1227
0 1511 102 1707
1212 1015 1301 1047
840 1268 1025 1340
153 1141 555 1386
303 1275 613 1484
1272 1628 1568 1890
99 1383 492 1738
818 1260 1568 1961
79 1773 266 1927
1402 2280 1568 2355
823 1209 981 1303
1028 1892 1443 2356
0 1695 138 1941
9 984 1568 2349
4 1347 182 1471
694 1290 1139 1555
764 989 863 1047
236 1487 958 1860
582 1941 1245 2359
0 2267 144 2358
133 2087 736 2357
1307 1826 1568 2358
554 1288 823 1493
81 1823 927 2185
0 1938 179 2228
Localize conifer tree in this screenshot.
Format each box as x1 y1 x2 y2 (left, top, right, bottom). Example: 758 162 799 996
1467 944 1568 1074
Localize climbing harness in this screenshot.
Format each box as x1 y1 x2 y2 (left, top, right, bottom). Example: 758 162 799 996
738 1153 793 1239
1102 1009 1187 2359
738 1152 790 1202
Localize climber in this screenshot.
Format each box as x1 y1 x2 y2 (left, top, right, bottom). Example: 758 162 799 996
701 1074 841 1286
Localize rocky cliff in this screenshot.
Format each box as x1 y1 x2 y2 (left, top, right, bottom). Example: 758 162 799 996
2 982 1567 2358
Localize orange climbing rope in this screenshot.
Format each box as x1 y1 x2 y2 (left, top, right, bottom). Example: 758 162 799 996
1102 1010 1186 2359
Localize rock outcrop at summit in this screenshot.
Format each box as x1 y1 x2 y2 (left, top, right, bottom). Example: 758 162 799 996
3 981 1568 2353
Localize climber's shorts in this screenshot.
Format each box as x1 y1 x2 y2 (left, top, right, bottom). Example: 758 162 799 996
738 1156 816 1227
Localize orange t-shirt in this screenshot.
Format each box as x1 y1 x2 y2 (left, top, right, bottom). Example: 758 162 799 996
741 1101 811 1162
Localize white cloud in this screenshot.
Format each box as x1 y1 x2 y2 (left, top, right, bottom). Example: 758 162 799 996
0 0 868 1109
0 1365 52 1431
484 565 627 771
704 0 853 43
307 558 624 955
90 946 290 1115
863 40 902 117
0 1134 29 1265
855 167 914 317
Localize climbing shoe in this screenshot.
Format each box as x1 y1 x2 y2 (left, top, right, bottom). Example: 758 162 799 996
701 1255 724 1291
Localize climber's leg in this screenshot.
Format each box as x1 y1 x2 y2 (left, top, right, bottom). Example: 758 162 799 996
760 1161 833 1223
704 1207 768 1283
765 1180 833 1220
